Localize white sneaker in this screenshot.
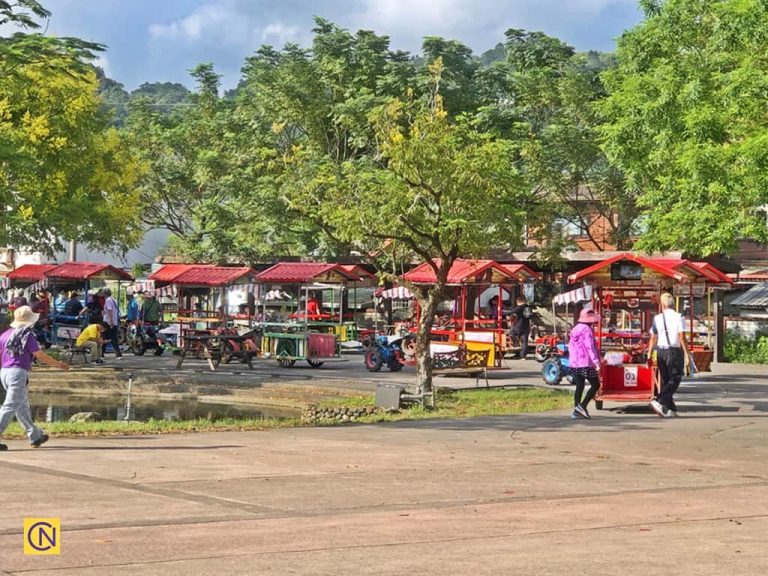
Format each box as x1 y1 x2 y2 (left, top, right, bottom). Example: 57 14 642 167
574 404 591 419
650 400 666 417
665 409 678 418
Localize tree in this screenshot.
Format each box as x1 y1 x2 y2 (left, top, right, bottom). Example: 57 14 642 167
0 64 143 253
125 64 282 263
295 61 531 392
0 1 142 254
479 29 636 257
601 0 768 256
237 18 418 257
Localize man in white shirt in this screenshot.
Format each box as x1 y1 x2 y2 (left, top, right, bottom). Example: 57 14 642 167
648 292 690 417
101 288 123 359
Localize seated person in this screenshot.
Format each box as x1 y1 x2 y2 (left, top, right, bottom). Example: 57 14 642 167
75 320 108 364
61 291 84 323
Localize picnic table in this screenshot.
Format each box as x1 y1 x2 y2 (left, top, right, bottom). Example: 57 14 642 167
176 332 256 371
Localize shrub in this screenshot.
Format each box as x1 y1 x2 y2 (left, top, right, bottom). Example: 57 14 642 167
724 332 768 364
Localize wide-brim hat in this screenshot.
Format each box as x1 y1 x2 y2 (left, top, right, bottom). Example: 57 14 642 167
578 308 598 324
10 305 39 328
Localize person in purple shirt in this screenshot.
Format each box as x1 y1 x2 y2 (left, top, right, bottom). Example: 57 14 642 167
568 307 602 419
0 306 69 451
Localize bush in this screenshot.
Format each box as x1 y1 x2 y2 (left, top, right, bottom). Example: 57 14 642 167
724 332 768 364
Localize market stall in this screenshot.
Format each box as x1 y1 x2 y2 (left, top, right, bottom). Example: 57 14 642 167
254 262 358 368
566 253 726 409
401 259 540 366
41 262 133 345
145 265 259 369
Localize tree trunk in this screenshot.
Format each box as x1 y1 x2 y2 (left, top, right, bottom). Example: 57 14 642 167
414 286 442 394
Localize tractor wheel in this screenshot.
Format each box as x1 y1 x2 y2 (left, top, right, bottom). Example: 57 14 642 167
364 348 384 372
542 358 563 386
387 358 404 372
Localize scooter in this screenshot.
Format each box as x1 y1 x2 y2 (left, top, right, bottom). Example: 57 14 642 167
364 328 416 372
130 323 165 356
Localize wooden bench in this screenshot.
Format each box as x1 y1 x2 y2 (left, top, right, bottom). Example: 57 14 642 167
432 347 492 387
59 330 90 365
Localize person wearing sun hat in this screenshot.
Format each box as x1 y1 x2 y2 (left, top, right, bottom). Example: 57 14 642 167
0 306 70 451
567 307 602 419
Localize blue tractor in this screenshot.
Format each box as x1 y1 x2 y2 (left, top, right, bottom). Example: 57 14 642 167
364 331 416 372
541 343 573 385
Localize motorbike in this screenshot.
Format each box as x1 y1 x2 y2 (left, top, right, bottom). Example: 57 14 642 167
364 328 416 372
129 322 165 356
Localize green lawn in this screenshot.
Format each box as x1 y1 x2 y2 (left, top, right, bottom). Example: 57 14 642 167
0 387 570 439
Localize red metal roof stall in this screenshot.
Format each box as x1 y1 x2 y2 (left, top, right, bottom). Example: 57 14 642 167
401 259 541 365
255 263 359 368
7 264 58 289
42 262 134 345
566 253 727 409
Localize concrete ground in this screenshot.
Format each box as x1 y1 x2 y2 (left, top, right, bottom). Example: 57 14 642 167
2 362 768 575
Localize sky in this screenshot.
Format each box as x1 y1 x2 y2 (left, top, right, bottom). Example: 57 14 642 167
42 0 644 91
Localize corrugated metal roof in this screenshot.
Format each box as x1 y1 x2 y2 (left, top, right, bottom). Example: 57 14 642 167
172 267 254 287
402 259 538 285
148 263 214 282
339 264 376 281
46 262 133 281
256 263 357 284
7 264 57 282
740 268 768 281
731 283 768 308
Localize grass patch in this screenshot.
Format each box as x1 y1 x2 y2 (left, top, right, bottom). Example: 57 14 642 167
1 388 569 439
312 387 571 425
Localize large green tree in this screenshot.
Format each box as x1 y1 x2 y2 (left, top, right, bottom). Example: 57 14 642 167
0 0 143 254
601 0 768 256
297 62 531 392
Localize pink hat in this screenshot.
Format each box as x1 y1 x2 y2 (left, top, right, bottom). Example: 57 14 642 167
578 308 598 324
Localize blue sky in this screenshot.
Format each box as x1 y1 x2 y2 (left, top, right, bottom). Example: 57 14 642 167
44 0 643 91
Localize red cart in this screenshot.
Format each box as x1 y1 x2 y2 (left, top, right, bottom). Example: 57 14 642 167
567 253 727 409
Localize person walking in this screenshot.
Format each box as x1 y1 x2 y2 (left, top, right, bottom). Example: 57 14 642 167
509 296 533 359
0 306 70 450
648 293 690 417
568 308 602 419
101 288 122 359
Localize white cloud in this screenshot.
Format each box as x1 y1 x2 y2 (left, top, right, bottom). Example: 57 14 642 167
260 22 299 44
94 54 110 76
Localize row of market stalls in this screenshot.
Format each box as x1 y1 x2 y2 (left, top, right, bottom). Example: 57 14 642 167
2 254 738 410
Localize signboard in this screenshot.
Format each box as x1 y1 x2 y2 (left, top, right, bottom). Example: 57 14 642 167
623 366 638 388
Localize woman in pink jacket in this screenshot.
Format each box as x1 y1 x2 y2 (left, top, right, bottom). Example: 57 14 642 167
568 308 602 419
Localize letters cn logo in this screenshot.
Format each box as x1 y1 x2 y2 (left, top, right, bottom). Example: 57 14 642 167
24 518 61 555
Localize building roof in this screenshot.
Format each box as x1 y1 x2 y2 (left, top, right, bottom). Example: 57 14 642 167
402 259 540 285
7 264 58 283
45 262 133 282
731 283 768 308
171 267 255 287
339 264 377 282
739 268 768 282
256 263 357 284
568 253 688 284
148 263 214 283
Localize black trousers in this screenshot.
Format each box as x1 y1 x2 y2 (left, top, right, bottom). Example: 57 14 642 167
512 331 529 358
103 325 122 357
573 369 600 408
656 347 684 409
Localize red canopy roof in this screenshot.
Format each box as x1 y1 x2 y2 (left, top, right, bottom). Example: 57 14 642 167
339 264 377 281
692 262 733 284
402 259 539 285
568 253 694 284
7 264 57 282
256 263 357 284
171 267 255 287
148 263 215 283
46 262 133 282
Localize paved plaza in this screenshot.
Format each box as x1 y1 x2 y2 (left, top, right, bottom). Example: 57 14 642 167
2 362 768 575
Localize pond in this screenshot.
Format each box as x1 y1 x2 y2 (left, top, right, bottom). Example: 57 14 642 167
18 393 300 423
